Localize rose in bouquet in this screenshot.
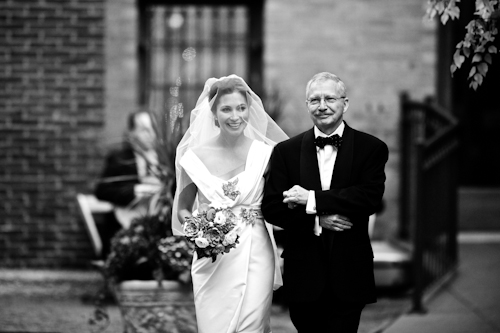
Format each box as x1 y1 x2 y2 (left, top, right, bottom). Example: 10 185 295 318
183 202 242 262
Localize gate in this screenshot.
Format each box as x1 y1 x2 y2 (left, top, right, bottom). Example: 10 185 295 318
399 93 460 312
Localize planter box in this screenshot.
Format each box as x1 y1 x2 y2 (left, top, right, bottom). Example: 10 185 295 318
114 280 197 333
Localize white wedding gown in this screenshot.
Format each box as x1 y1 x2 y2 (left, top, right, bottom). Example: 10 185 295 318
180 140 282 333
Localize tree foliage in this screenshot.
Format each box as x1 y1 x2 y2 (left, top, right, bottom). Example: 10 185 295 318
426 0 499 90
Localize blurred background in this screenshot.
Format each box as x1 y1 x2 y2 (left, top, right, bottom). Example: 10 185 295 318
1 0 499 300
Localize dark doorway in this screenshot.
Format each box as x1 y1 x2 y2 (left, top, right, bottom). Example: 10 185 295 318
437 1 500 187
436 2 500 232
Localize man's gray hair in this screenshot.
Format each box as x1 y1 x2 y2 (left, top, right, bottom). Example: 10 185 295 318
306 72 347 98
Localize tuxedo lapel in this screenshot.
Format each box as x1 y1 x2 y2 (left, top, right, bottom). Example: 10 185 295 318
300 128 322 191
330 122 353 189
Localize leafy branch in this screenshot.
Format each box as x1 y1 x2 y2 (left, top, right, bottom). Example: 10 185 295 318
426 0 499 90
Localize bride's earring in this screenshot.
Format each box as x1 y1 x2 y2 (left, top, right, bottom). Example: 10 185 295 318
214 118 219 127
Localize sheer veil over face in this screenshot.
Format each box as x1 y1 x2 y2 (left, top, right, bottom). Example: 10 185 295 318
171 74 288 235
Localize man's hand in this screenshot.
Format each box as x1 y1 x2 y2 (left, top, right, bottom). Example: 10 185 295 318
319 214 353 232
283 185 309 207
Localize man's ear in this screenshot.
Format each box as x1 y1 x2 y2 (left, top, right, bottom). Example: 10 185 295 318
342 98 350 114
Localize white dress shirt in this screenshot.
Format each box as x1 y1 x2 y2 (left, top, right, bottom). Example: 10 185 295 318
305 122 345 236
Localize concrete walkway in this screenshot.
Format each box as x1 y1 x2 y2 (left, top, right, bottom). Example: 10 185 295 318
0 268 409 333
383 234 500 333
4 234 498 333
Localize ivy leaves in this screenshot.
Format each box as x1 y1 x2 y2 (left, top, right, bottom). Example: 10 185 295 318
451 18 498 90
463 45 497 89
426 0 499 90
426 0 461 25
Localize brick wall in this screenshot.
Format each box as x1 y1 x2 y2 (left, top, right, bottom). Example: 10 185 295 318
0 0 106 267
265 0 437 239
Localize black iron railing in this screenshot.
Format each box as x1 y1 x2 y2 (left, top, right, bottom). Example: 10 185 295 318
399 92 459 312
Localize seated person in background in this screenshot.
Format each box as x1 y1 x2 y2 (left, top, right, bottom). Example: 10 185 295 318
95 110 161 257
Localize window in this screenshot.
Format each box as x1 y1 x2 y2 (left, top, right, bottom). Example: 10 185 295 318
139 1 263 132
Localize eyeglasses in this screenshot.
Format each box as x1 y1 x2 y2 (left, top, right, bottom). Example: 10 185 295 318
306 96 345 108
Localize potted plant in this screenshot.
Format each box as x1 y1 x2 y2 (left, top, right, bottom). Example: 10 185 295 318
115 106 196 333
89 109 196 333
104 214 196 333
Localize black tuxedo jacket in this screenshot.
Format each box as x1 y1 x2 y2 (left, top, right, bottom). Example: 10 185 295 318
262 122 388 304
95 145 140 207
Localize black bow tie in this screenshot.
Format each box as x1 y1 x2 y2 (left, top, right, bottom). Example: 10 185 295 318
314 134 343 149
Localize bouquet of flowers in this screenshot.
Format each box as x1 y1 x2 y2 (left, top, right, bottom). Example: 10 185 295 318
183 202 244 262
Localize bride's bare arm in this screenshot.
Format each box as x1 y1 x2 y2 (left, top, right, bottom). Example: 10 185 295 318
177 182 197 224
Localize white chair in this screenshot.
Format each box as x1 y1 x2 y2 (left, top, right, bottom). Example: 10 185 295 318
76 193 114 260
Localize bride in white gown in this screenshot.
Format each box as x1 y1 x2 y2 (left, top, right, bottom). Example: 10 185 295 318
172 75 288 333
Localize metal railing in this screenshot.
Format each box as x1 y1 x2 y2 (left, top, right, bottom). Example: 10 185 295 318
399 92 459 312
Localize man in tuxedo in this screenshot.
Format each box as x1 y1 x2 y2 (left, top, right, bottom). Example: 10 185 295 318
262 72 388 332
95 110 161 256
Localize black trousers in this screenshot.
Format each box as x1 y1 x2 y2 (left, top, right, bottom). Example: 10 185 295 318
96 211 122 258
288 292 365 333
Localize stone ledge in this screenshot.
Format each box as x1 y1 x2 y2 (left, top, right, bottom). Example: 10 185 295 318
0 269 102 282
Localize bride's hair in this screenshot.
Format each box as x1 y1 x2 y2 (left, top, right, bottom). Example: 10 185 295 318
208 77 252 113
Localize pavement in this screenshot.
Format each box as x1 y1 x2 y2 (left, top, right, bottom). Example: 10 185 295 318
1 233 498 333
382 233 500 333
0 268 409 333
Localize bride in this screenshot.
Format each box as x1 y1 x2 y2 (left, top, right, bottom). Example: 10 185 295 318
172 75 288 333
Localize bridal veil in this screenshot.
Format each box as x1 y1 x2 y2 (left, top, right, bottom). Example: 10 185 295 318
172 74 288 235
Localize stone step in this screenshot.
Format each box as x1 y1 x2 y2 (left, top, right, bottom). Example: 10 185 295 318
0 269 104 298
459 187 500 231
372 240 411 288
